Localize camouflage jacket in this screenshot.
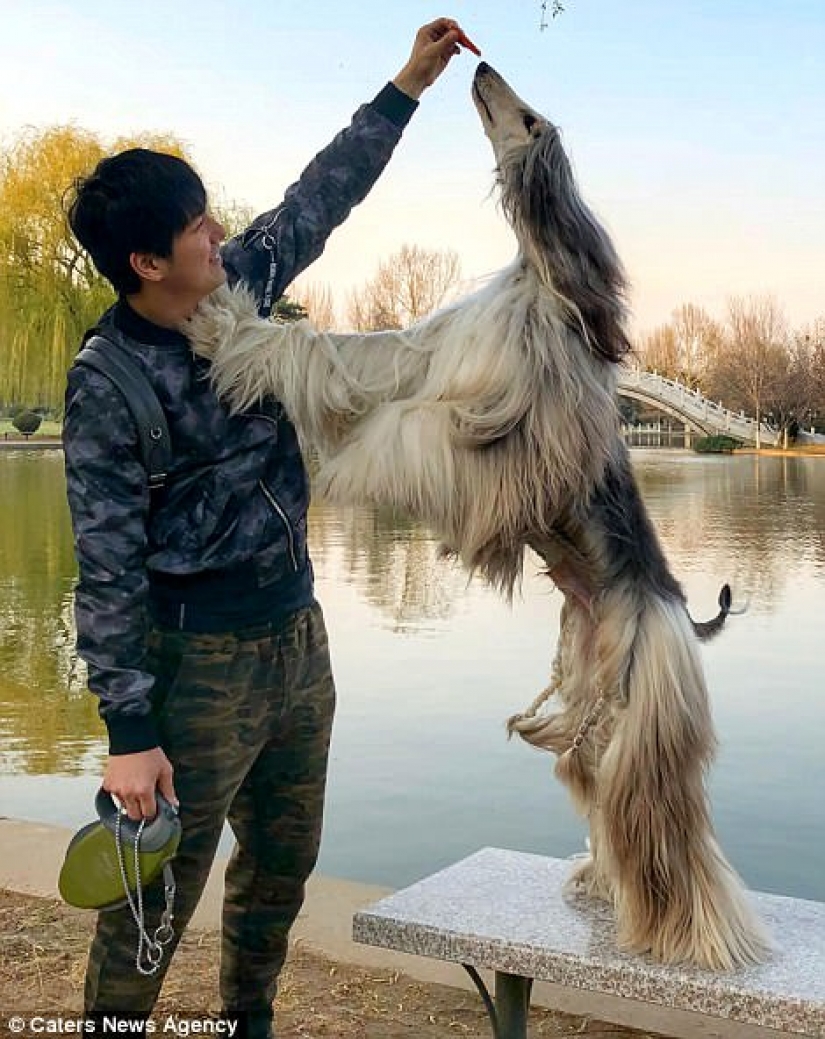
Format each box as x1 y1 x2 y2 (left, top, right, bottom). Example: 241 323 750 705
63 84 417 755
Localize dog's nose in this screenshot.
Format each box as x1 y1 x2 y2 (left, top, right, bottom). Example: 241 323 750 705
476 60 491 76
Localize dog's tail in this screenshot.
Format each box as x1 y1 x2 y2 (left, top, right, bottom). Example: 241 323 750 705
593 590 771 969
690 583 732 641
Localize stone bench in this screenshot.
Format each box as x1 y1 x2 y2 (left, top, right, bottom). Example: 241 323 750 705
352 847 825 1039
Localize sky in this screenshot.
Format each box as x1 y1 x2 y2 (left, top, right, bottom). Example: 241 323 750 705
1 0 823 334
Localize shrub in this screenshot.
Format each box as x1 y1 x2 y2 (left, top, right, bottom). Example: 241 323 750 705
11 409 43 437
693 434 741 454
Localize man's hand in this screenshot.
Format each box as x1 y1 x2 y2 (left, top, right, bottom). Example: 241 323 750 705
103 747 177 821
392 17 477 100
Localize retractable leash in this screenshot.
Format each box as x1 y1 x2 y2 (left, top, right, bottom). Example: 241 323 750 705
59 790 181 976
114 810 177 975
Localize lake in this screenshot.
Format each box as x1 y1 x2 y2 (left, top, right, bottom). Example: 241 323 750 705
0 449 823 900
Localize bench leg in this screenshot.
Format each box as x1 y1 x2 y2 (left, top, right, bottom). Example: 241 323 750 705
496 972 532 1038
463 966 532 1039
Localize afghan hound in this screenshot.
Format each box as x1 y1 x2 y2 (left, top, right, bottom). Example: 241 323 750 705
186 62 770 970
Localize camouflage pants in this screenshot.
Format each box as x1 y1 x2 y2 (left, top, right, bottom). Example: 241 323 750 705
84 602 336 1019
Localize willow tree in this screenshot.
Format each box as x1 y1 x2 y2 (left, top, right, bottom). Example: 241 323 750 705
0 126 191 413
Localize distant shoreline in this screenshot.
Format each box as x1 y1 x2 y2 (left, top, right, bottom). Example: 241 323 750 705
0 436 63 450
734 445 825 457
4 437 825 459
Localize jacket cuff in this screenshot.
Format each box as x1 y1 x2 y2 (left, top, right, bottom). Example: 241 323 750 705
371 82 419 129
106 712 160 756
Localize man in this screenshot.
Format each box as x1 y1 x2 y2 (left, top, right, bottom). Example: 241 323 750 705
63 18 470 1032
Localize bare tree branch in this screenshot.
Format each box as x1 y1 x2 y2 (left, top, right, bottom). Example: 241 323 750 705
292 280 338 331
347 244 461 332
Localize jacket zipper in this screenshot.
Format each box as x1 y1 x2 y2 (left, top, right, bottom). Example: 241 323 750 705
258 479 298 571
249 411 299 571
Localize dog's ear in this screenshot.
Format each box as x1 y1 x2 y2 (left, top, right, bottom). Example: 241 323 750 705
508 130 632 364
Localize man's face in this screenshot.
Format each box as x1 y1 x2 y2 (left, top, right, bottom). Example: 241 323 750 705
164 210 227 301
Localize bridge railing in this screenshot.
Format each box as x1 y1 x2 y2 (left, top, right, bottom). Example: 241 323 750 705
618 367 780 446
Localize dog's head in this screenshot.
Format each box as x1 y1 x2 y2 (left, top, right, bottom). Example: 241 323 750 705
472 61 551 166
472 63 631 364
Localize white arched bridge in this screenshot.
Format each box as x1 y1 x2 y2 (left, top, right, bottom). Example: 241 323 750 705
618 368 783 447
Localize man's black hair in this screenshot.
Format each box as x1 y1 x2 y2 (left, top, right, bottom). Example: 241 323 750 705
67 148 207 296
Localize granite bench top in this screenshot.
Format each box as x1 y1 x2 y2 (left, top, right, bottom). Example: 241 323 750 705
352 847 825 1037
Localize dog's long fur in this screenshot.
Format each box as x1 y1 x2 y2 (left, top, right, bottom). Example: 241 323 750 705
187 63 769 969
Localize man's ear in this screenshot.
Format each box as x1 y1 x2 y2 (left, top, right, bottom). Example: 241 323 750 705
129 251 167 284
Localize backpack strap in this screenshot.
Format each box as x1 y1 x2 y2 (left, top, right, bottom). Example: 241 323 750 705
75 335 171 491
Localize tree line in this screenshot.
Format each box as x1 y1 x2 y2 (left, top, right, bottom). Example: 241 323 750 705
1 124 822 439
639 300 825 439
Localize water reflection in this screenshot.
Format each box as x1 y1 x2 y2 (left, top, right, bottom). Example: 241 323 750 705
0 452 98 775
309 505 468 633
634 453 825 611
1 450 823 898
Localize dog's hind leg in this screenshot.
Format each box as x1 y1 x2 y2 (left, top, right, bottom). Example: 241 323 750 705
566 812 614 903
582 454 771 968
593 589 771 968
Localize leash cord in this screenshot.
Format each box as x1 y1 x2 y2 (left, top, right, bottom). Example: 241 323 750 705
114 812 176 975
242 214 279 318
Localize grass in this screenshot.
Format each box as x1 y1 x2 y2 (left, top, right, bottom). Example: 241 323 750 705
0 888 652 1038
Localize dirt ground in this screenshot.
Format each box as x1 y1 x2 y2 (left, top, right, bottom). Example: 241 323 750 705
0 889 657 1039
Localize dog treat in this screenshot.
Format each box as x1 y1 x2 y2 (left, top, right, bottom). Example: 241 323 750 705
455 28 481 56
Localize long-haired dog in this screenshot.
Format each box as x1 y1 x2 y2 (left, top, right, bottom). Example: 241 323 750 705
187 63 770 970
